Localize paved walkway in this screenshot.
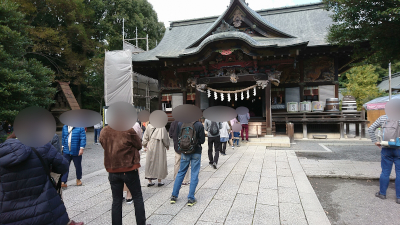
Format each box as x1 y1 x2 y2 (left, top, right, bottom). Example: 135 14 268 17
63 144 330 225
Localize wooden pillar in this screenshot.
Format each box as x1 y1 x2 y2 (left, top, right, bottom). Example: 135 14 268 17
183 90 187 104
158 92 162 110
195 89 200 108
356 123 360 137
266 82 272 136
346 123 349 135
300 84 304 102
303 123 307 139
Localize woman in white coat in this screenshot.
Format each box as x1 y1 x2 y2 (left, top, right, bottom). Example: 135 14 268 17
219 121 231 156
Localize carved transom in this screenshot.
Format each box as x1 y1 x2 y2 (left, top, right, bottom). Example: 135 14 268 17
213 20 238 34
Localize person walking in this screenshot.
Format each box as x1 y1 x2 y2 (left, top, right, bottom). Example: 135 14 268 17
368 115 400 204
99 124 146 225
230 117 239 148
238 112 250 142
219 121 230 156
0 133 84 225
169 120 190 185
170 120 205 206
142 123 170 187
94 120 103 145
204 119 222 169
61 125 86 188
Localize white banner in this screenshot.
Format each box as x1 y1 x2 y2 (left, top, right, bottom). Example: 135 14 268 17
104 50 133 106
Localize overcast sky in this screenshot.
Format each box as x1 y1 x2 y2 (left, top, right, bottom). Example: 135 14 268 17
147 0 321 27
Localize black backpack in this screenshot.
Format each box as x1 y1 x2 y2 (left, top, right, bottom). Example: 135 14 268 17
209 121 219 136
178 122 197 154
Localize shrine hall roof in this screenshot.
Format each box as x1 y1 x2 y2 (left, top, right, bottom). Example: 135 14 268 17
132 2 332 62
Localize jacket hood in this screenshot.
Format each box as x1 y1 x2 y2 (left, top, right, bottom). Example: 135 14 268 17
0 139 32 167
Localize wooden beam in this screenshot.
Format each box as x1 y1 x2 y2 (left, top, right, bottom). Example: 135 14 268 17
266 82 272 136
195 89 200 108
197 74 267 84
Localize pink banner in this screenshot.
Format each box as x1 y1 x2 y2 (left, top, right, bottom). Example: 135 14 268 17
366 102 387 110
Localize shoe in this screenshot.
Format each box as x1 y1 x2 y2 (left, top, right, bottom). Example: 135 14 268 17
232 146 234 149
397 199 400 204
221 153 226 156
61 182 67 188
76 179 82 186
375 192 386 199
147 182 155 187
126 198 133 204
212 162 217 169
69 220 84 225
158 183 165 187
237 145 240 147
187 199 197 207
182 182 190 185
170 196 177 204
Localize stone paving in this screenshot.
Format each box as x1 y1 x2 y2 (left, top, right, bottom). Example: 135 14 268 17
62 143 330 225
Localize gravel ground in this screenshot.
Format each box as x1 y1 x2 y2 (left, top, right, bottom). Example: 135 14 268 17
310 177 400 225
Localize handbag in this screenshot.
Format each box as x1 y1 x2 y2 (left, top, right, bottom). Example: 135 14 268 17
31 147 63 200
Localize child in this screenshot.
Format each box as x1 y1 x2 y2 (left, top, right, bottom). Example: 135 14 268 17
232 131 240 147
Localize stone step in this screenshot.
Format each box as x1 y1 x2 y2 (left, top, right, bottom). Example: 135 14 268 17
238 141 290 147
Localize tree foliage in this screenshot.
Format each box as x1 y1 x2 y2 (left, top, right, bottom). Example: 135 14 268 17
341 65 386 110
0 0 55 123
323 0 400 64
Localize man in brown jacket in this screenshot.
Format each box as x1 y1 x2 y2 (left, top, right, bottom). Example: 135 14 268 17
99 125 146 225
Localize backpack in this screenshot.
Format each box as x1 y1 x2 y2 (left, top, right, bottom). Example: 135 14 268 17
381 116 400 147
209 121 219 136
178 122 197 154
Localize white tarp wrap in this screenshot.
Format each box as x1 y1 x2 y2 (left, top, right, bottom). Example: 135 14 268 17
104 50 133 106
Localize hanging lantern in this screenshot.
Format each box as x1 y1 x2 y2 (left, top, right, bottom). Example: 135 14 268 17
207 89 211 98
228 93 231 102
235 93 238 101
253 87 256 96
214 91 218 100
247 89 250 99
241 91 244 100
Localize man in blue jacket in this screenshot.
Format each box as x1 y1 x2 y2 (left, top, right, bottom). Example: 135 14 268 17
61 125 86 187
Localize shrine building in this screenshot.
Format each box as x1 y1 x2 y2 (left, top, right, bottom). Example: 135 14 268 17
131 0 366 138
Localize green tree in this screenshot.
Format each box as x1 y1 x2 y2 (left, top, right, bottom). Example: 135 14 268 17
90 0 165 51
0 0 55 123
82 56 105 114
323 0 400 64
342 65 385 110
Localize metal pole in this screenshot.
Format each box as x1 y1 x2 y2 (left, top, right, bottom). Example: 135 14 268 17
389 62 392 100
156 40 158 46
146 34 149 51
136 27 138 47
122 18 125 47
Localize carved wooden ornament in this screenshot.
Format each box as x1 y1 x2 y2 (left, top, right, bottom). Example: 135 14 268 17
232 9 245 27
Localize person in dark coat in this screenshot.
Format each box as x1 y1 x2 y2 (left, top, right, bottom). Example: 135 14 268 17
0 133 83 225
51 133 61 153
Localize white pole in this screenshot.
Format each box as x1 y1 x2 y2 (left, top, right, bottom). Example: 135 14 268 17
136 27 138 47
389 62 392 100
122 18 125 45
146 34 149 51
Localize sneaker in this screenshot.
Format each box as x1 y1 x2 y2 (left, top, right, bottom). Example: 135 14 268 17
187 199 197 207
158 182 165 187
397 199 400 204
237 145 240 147
375 192 386 199
126 198 133 204
170 196 177 204
182 182 190 185
76 179 82 186
212 162 217 169
147 182 155 187
61 182 67 188
232 146 234 149
69 220 84 225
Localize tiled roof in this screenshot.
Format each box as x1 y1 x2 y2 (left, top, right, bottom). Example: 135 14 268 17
132 2 332 62
58 81 80 110
377 72 400 91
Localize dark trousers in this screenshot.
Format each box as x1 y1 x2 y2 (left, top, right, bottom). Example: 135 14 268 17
61 154 82 183
241 124 249 141
208 136 221 164
94 128 101 143
109 170 146 225
221 142 227 154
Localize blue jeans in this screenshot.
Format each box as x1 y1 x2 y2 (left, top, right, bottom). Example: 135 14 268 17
61 154 82 183
379 148 400 199
94 128 101 143
233 139 239 146
172 153 201 201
